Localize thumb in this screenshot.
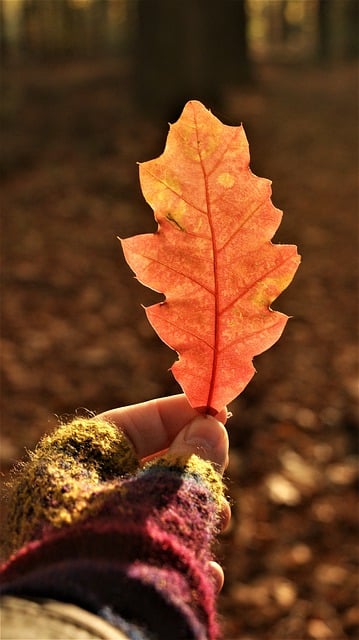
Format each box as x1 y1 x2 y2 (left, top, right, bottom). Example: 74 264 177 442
167 414 229 475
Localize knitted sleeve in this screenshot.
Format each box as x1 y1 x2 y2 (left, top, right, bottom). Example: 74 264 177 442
0 416 227 640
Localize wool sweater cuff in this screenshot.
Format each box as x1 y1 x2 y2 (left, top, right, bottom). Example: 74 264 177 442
1 416 226 639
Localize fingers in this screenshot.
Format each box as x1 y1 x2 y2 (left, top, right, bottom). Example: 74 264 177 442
99 394 228 461
167 413 229 475
208 561 224 593
219 499 232 532
99 398 231 594
166 412 232 532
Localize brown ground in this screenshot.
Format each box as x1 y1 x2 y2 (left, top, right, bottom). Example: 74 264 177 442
1 59 358 639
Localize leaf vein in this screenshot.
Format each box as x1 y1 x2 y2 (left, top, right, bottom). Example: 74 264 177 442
193 104 219 413
137 252 215 295
141 166 207 216
218 316 285 355
220 252 295 316
217 201 265 254
148 309 214 351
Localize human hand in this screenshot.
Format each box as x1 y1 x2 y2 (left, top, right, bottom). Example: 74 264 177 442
100 393 231 591
1 395 231 639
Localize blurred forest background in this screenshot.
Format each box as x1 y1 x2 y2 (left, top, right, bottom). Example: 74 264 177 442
1 1 358 639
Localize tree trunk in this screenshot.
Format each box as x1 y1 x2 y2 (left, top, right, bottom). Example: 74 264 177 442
317 0 331 62
133 0 252 120
343 0 359 59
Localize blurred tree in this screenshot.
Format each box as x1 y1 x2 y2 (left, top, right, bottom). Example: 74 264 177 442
0 0 8 59
343 0 359 59
1 1 357 70
19 0 71 59
1 0 129 61
317 0 331 62
133 0 252 120
316 0 359 64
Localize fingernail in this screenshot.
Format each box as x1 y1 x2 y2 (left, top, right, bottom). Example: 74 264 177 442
184 415 223 450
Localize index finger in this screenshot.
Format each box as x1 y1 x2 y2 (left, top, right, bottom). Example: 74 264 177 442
98 394 228 459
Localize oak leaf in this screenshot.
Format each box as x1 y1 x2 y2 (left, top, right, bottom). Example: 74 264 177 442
121 101 300 415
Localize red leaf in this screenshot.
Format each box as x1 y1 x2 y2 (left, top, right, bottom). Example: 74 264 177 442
121 101 300 415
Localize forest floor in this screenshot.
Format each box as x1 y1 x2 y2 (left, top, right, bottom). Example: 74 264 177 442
1 58 358 639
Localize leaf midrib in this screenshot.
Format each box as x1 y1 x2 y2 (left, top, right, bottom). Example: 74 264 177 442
193 107 219 414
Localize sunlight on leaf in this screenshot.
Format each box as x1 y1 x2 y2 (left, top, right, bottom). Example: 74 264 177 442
121 101 300 415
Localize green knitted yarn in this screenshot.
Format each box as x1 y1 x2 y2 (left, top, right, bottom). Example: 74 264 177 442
3 418 138 555
143 453 226 511
39 417 138 479
3 417 226 561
